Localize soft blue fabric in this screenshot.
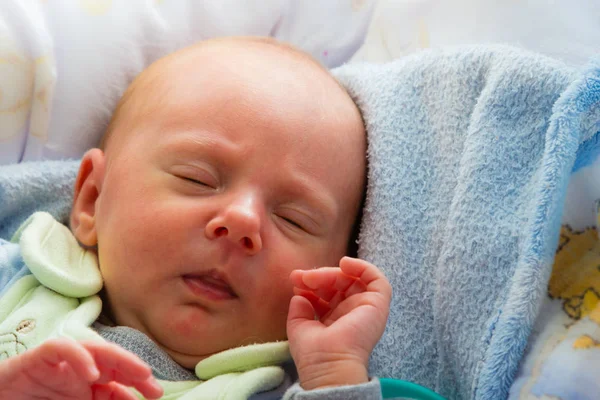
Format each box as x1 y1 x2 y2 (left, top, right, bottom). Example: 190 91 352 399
0 160 79 240
0 239 29 297
333 46 600 400
0 46 599 400
572 125 600 173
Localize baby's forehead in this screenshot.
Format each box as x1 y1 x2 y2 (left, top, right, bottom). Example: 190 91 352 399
102 38 361 152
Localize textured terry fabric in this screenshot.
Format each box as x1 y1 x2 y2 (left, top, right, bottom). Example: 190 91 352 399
333 46 600 399
0 160 79 240
283 380 382 400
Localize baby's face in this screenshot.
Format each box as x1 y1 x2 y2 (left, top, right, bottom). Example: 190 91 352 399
83 42 365 368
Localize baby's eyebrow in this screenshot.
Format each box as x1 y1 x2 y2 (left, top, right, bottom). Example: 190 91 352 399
164 132 237 154
160 132 241 165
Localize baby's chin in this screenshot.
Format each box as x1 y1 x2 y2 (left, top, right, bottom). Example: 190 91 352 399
157 338 273 370
154 330 288 370
117 303 290 369
145 327 222 369
162 345 213 370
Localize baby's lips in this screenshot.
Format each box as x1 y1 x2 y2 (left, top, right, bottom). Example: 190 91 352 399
202 274 236 295
183 274 238 300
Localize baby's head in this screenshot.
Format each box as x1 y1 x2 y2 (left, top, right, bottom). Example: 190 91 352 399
70 37 366 368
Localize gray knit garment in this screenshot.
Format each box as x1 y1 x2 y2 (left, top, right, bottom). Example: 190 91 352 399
93 322 198 381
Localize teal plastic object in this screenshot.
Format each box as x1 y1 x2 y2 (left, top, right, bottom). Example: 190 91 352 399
380 378 447 400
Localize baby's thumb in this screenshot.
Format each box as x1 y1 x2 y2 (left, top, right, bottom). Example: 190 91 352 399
287 295 316 332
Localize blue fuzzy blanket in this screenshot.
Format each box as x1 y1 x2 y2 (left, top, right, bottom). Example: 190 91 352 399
1 46 599 399
333 46 600 399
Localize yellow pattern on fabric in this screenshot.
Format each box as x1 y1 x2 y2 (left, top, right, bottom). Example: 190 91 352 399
549 226 600 320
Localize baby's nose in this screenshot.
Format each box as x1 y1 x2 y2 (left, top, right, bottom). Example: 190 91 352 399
206 204 262 254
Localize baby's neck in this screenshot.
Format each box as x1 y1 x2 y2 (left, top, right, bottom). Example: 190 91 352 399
93 322 198 381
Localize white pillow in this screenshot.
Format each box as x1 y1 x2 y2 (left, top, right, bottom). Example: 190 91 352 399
0 0 375 165
354 0 600 229
354 0 600 66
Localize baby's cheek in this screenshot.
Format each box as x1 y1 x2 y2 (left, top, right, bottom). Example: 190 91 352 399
254 285 294 340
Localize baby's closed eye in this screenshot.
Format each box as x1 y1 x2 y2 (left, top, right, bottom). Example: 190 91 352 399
275 208 320 235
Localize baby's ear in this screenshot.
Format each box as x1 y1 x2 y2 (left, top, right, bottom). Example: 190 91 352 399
70 149 106 247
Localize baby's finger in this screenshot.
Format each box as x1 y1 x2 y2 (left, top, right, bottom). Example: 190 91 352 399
312 285 339 302
82 341 163 399
24 338 99 382
293 287 331 318
127 375 164 399
343 278 369 299
290 267 356 292
340 257 392 298
83 341 152 381
324 290 346 317
92 381 142 400
96 370 163 400
287 295 317 327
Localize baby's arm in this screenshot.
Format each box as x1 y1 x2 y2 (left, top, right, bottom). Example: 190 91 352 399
287 257 392 390
0 338 163 400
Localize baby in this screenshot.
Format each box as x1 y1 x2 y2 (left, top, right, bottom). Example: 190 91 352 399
0 37 391 399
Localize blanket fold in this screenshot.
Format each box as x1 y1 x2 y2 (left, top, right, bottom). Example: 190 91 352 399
333 45 600 400
1 45 599 400
0 160 79 240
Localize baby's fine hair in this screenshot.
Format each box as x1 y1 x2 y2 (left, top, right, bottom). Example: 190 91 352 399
98 36 343 151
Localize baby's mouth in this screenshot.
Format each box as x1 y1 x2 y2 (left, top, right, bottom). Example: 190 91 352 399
183 272 238 301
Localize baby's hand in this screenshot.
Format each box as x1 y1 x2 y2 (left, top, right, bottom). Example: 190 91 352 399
0 338 163 400
287 257 392 390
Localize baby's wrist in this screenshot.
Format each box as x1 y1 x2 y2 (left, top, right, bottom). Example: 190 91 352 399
298 359 369 391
